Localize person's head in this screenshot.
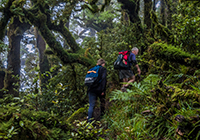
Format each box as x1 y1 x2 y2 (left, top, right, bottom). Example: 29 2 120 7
97 58 106 67
131 47 139 55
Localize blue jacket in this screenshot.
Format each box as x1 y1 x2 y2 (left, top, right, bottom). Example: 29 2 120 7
128 53 137 69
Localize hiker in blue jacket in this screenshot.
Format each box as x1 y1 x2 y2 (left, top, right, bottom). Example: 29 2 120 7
120 47 141 92
88 58 107 123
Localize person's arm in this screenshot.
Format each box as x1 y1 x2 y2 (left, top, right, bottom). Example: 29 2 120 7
101 68 107 95
131 54 141 75
135 64 141 75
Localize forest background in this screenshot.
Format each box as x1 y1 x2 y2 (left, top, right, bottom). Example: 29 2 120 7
0 0 200 139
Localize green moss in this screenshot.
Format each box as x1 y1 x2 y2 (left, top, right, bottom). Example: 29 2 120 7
171 85 200 102
66 107 87 123
150 11 174 43
148 42 200 68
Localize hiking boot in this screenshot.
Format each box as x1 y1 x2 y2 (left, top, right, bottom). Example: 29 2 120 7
121 87 127 92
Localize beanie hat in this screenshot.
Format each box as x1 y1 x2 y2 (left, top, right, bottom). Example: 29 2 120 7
97 58 106 65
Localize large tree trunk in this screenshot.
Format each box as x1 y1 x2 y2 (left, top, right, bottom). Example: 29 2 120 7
118 0 142 32
0 0 15 97
0 66 5 98
0 0 14 41
144 0 152 30
153 0 156 11
35 29 50 92
152 0 157 36
165 0 172 29
118 0 141 24
5 17 30 97
160 0 166 26
117 0 144 54
6 21 22 96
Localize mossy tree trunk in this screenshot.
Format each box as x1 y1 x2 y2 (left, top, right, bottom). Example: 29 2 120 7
5 17 30 97
144 0 152 30
64 22 70 49
0 67 5 98
152 0 157 36
0 0 15 97
118 0 141 24
142 0 153 56
165 0 172 30
118 0 142 32
0 0 14 41
117 0 144 54
0 0 14 96
153 0 156 11
35 29 50 92
0 0 14 98
160 0 166 26
150 11 174 43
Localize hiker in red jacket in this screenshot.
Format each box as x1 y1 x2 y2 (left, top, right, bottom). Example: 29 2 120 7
120 47 141 92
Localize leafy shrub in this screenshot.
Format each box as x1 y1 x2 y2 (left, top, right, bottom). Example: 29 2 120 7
71 120 106 140
0 95 72 140
104 74 200 139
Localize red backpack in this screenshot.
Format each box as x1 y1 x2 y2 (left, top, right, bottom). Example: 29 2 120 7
114 50 130 69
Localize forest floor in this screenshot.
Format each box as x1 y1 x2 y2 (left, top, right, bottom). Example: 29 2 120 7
92 99 114 140
94 99 110 119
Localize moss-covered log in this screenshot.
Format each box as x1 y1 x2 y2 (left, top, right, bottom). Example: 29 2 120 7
148 43 200 68
150 81 200 115
170 85 200 103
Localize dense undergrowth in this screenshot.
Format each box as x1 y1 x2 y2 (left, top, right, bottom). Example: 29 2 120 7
0 95 71 139
0 95 106 139
2 71 199 140
104 74 200 139
1 40 200 139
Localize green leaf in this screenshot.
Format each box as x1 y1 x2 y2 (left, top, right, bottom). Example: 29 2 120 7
8 126 14 134
19 121 24 127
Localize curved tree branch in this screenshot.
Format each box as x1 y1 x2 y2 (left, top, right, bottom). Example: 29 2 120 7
48 21 81 53
23 9 95 66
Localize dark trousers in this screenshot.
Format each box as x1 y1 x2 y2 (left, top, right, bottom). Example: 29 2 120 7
88 91 105 123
